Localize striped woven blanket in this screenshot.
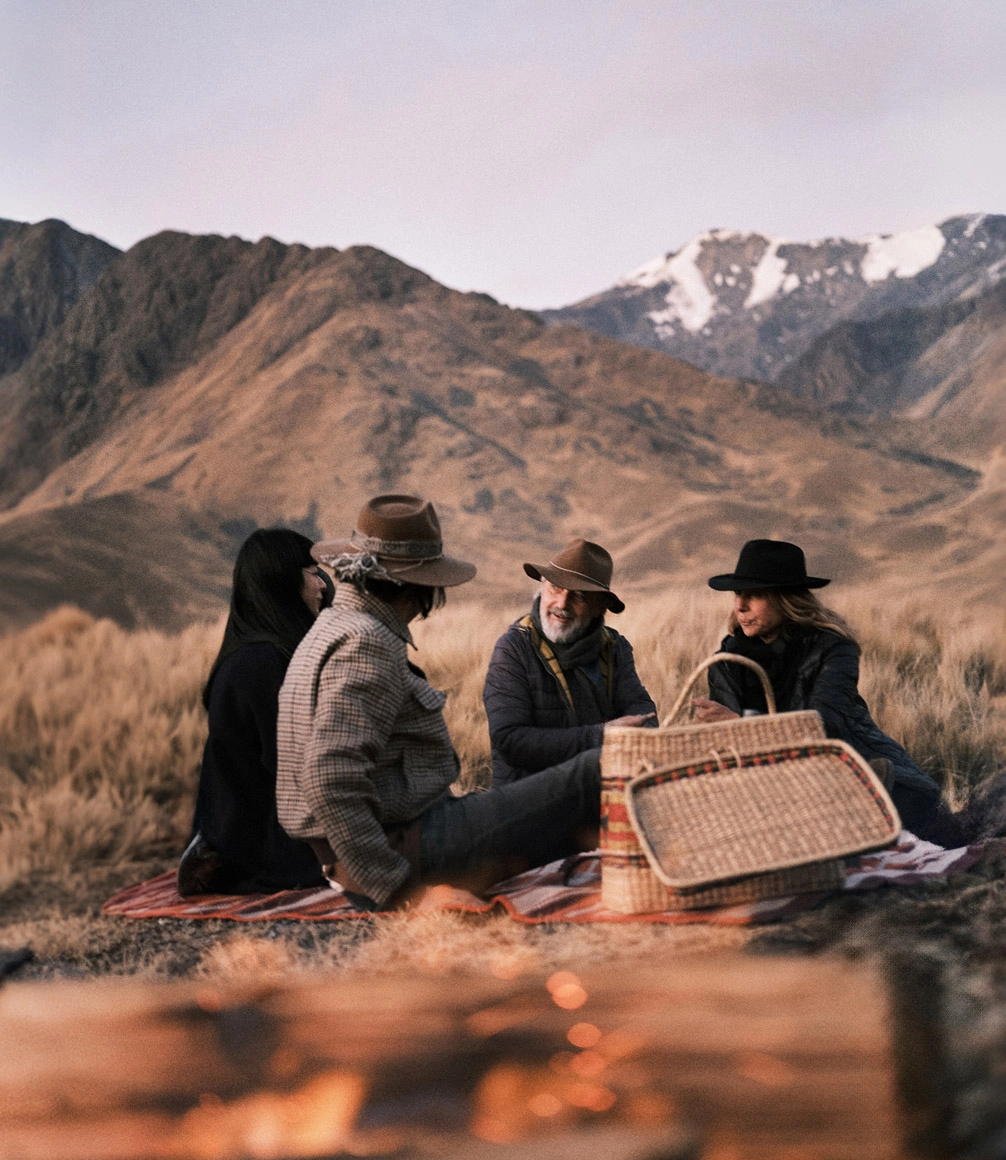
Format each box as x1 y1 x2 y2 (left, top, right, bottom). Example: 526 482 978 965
102 830 986 925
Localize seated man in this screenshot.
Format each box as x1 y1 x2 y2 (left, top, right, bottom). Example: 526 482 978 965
276 495 601 910
483 538 657 787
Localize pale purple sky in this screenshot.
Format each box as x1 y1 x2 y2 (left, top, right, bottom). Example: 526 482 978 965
3 0 1005 307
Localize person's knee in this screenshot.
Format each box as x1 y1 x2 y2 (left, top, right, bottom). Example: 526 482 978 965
564 746 601 776
576 746 602 789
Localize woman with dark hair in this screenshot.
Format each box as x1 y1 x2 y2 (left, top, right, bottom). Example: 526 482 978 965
177 529 330 895
692 539 958 845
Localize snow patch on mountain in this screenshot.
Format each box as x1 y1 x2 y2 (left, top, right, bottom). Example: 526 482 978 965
744 239 796 308
622 252 677 290
623 231 742 293
986 254 1006 283
859 225 945 283
640 235 716 334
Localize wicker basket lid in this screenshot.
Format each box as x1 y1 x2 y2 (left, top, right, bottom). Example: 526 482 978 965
625 741 901 890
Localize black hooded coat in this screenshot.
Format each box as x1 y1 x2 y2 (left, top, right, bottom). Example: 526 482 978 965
706 624 949 840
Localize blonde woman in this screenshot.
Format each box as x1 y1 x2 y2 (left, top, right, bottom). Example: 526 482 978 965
693 540 957 844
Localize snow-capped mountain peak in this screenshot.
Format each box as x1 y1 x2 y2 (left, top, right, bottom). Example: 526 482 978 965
546 214 1006 382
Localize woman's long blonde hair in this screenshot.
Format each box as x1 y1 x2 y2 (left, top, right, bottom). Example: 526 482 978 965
727 588 857 643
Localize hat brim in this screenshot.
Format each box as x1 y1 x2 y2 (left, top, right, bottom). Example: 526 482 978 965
523 562 625 613
313 540 477 588
707 572 830 591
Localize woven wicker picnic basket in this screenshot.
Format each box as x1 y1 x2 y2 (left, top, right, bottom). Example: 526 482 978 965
600 653 855 914
625 739 900 889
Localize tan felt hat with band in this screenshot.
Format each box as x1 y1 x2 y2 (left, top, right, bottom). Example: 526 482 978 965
313 494 476 588
523 538 624 613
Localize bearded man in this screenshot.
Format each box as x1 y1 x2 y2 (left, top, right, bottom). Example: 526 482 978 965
483 539 657 788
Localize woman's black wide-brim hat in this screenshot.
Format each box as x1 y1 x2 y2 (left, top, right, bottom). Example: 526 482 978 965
707 539 830 591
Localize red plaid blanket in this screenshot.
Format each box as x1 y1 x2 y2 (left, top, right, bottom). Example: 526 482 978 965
102 831 987 925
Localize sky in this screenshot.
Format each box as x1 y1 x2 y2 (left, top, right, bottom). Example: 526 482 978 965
2 0 1005 308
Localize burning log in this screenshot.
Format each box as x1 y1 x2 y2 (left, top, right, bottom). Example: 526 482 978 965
1 956 908 1159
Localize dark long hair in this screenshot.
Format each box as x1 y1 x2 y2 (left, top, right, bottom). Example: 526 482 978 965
203 529 317 707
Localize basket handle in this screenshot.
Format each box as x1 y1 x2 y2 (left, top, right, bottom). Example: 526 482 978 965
661 653 776 727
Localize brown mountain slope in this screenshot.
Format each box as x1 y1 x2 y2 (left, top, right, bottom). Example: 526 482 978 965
897 287 1006 467
0 492 237 631
1 236 994 629
778 279 1006 466
0 230 333 506
0 218 119 375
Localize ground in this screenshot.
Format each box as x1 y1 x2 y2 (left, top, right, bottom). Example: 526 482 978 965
3 843 1006 1157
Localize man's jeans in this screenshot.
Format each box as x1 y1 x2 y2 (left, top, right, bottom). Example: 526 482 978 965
418 747 601 891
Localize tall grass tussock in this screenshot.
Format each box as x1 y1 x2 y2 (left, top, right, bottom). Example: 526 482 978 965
1 589 1003 896
0 607 217 892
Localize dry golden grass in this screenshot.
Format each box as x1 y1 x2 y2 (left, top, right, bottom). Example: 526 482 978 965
0 606 218 893
1 590 1003 900
850 599 1006 808
191 916 748 986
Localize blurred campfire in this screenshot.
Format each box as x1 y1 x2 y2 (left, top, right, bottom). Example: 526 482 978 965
2 957 909 1159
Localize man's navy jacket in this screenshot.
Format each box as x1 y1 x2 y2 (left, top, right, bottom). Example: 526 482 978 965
483 616 656 787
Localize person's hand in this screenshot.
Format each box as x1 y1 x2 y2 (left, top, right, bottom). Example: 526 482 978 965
690 698 739 723
381 876 428 911
407 883 485 913
605 712 657 731
382 879 483 912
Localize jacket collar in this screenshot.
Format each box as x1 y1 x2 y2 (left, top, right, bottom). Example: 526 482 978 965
519 608 615 712
333 583 415 647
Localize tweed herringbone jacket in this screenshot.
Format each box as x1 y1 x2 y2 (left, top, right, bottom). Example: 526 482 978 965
276 585 458 905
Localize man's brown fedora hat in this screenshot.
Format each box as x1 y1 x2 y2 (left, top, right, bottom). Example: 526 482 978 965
523 538 625 613
313 494 476 588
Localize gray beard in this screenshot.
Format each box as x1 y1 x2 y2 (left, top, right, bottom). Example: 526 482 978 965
540 613 592 644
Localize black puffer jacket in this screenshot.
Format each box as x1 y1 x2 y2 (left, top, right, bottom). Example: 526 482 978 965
483 617 656 787
707 626 940 799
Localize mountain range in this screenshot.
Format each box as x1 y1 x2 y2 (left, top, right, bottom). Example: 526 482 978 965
0 218 118 376
544 215 1006 439
0 216 1001 631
